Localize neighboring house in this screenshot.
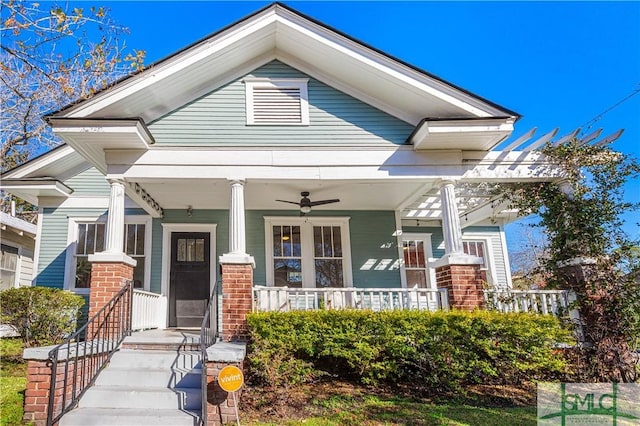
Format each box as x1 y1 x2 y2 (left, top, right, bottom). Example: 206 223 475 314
0 211 36 290
1 3 564 328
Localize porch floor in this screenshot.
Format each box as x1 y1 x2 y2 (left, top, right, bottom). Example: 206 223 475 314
124 328 201 349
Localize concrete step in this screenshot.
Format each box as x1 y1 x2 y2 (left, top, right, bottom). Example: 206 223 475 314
59 407 200 426
108 349 201 370
95 366 202 388
78 385 202 410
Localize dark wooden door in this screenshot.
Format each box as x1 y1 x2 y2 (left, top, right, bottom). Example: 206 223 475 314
169 232 210 327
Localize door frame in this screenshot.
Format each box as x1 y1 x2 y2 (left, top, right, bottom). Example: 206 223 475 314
161 223 217 327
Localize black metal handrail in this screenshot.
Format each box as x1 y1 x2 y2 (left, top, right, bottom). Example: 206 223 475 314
200 280 220 425
46 280 133 425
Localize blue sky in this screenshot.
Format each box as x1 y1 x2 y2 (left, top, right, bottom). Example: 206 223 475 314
103 1 639 247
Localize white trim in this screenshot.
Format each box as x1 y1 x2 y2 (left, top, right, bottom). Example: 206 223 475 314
498 224 513 289
31 208 44 284
400 232 436 290
461 233 498 286
244 78 309 126
1 145 76 179
160 223 218 327
64 214 152 294
394 211 407 289
263 216 352 288
37 196 141 209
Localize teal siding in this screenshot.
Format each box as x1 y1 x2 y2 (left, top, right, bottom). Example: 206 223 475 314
63 166 110 196
149 61 414 146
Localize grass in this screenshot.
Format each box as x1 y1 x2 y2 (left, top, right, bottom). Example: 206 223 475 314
1 338 27 426
241 382 538 426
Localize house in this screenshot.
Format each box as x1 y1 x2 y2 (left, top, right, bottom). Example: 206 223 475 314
1 3 565 332
0 210 36 291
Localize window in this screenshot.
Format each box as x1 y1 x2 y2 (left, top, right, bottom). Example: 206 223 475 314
401 233 434 289
66 216 151 292
244 78 309 125
462 240 487 269
0 244 19 291
265 217 351 288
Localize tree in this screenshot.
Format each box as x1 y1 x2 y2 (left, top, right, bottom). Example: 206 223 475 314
496 139 640 382
1 0 144 214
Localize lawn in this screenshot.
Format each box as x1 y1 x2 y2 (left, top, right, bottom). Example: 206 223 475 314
241 381 537 425
0 338 27 426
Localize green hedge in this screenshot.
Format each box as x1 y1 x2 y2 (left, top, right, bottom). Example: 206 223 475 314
0 287 85 347
247 310 572 389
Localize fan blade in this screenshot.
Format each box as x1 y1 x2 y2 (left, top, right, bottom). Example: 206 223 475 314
276 200 301 206
309 199 340 207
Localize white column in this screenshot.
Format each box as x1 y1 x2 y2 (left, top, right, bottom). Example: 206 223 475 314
439 180 464 255
229 178 246 254
219 178 255 267
89 177 136 266
105 178 126 253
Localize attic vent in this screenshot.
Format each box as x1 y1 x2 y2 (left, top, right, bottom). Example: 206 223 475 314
244 78 309 125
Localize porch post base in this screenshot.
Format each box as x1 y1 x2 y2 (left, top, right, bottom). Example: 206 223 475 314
205 342 246 426
435 255 485 310
87 253 135 320
220 259 254 342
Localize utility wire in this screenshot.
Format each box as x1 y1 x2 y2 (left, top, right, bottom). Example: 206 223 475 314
579 85 640 130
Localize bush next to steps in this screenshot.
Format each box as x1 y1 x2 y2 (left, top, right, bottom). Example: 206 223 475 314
0 286 85 346
246 309 572 390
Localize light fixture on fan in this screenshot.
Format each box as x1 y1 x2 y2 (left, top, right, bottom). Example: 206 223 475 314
276 191 340 215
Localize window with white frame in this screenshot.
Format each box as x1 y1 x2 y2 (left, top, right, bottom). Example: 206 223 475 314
401 233 434 289
462 240 488 269
0 244 19 291
244 78 309 125
266 217 351 288
66 216 151 292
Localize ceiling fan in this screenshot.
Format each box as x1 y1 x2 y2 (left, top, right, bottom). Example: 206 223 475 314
276 191 340 215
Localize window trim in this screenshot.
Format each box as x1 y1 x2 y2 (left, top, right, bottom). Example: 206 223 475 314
400 233 436 290
0 242 21 289
244 78 310 126
461 235 497 285
264 216 352 288
64 215 152 294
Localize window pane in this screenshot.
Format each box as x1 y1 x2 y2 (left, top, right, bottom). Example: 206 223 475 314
136 224 145 255
77 224 86 255
195 238 205 262
272 226 282 257
96 224 105 253
132 260 145 289
282 226 292 256
291 226 301 257
86 224 96 255
274 259 302 288
315 259 343 288
177 239 186 262
313 226 323 257
322 226 333 257
186 239 195 261
406 270 427 288
0 271 16 291
415 241 425 267
1 244 18 271
75 256 92 288
332 227 342 257
126 224 136 255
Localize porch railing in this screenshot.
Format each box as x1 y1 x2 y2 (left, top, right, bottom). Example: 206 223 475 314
132 289 166 331
253 285 449 312
46 281 133 425
483 289 572 316
200 281 221 426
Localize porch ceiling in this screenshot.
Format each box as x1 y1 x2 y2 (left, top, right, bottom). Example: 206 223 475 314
128 178 514 225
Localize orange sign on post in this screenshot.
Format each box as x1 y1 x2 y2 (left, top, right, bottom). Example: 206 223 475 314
217 365 244 393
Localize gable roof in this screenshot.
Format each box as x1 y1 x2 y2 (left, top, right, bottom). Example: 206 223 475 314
48 2 519 127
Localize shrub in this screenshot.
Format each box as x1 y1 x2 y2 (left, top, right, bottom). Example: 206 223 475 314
0 286 85 347
247 310 572 390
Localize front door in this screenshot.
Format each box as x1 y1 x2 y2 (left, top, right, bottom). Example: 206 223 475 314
169 232 210 327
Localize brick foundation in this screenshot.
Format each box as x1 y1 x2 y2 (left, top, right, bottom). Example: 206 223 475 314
205 360 244 425
436 263 485 310
220 263 253 342
88 261 134 320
